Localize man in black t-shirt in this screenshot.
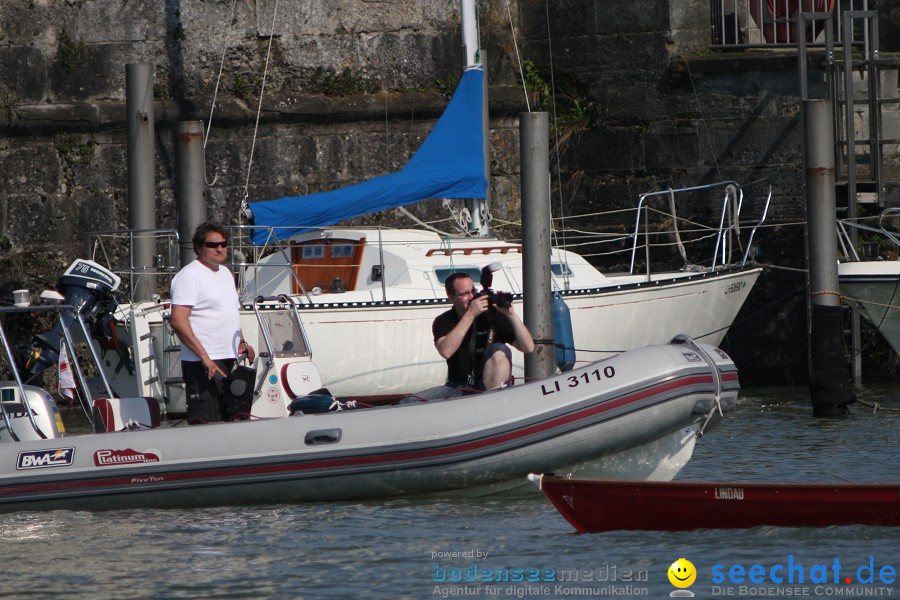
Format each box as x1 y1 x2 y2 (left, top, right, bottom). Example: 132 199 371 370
432 272 534 391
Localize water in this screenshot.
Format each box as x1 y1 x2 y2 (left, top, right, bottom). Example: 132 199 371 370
2 387 897 599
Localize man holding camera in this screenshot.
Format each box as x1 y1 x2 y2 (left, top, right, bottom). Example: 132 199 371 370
433 272 534 391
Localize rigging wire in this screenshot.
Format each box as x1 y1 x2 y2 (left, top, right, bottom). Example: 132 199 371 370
505 0 572 286
545 0 571 289
504 0 530 113
241 0 281 216
685 60 722 181
202 0 239 186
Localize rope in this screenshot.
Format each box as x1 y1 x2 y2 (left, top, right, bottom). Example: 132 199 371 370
533 339 626 354
843 294 900 311
543 0 572 289
855 399 899 412
810 290 843 298
758 262 808 273
443 200 474 235
241 0 281 216
204 0 238 149
202 0 239 186
504 0 530 112
685 60 722 181
397 205 453 236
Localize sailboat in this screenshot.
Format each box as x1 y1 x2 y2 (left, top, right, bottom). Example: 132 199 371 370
838 207 900 356
0 4 756 511
77 1 765 413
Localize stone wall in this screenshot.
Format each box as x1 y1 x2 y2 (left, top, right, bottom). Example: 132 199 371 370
2 0 900 383
0 1 524 276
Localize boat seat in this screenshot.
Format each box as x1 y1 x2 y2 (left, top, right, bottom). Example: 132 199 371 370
92 397 161 432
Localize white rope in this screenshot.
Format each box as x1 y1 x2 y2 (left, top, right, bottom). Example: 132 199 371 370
442 199 475 235
397 205 453 236
242 0 281 214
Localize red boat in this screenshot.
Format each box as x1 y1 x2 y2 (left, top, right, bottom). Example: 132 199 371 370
529 474 900 532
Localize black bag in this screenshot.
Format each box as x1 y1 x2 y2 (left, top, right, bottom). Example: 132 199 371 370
223 363 255 420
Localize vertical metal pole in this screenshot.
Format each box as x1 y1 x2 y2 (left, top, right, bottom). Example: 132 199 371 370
807 101 841 309
460 0 479 67
842 12 857 231
126 63 157 302
521 112 553 381
805 99 855 416
867 16 881 200
176 121 208 268
460 0 489 236
840 12 864 384
479 49 491 234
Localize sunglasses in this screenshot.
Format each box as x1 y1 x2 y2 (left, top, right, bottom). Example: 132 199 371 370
203 241 228 249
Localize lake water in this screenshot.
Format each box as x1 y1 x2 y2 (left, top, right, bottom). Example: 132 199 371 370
1 386 897 599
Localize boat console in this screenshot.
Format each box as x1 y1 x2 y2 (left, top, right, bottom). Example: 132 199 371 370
0 383 64 442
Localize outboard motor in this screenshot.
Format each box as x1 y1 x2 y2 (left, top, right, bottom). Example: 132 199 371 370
27 259 121 379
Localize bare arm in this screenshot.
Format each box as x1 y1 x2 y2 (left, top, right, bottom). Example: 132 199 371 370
169 304 227 380
434 295 489 359
496 303 535 354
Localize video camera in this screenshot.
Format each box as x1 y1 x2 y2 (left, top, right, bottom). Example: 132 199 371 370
474 263 514 309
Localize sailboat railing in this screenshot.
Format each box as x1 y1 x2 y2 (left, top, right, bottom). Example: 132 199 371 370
86 228 180 304
629 181 750 279
224 225 312 305
740 185 772 267
837 207 900 262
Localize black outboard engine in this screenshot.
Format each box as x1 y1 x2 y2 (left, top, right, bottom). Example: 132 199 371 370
27 259 121 379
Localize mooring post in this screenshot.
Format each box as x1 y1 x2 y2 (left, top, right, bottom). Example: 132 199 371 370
804 98 855 416
126 63 157 302
175 121 208 268
521 111 554 381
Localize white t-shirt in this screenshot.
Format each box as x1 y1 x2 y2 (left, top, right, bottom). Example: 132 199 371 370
170 259 242 362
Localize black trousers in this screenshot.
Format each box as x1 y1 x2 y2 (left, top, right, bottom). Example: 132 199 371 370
182 359 235 425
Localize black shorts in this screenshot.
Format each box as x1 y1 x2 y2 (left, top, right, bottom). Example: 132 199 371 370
182 359 235 425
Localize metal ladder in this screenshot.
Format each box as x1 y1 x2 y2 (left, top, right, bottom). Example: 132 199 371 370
833 12 900 211
799 9 900 381
160 315 186 414
800 10 900 212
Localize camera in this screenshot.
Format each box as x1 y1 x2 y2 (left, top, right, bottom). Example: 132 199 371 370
476 264 514 309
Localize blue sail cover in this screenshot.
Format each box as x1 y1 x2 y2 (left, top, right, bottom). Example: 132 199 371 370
247 67 486 245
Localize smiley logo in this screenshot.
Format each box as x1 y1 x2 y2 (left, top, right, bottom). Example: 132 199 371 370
668 558 696 588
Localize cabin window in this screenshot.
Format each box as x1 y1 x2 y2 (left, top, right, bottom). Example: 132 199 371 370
551 263 573 277
434 267 482 284
302 245 325 259
331 245 354 258
290 238 365 294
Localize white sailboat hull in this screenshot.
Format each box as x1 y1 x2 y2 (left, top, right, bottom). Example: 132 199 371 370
839 260 900 354
239 266 760 398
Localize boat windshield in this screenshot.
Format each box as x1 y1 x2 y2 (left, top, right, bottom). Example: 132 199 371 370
257 310 311 357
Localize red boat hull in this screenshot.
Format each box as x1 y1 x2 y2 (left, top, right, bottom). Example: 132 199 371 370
535 476 900 532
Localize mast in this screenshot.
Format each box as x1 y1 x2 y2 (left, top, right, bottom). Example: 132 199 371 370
461 0 490 237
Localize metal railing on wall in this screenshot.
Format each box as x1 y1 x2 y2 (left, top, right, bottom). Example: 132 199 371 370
710 0 868 49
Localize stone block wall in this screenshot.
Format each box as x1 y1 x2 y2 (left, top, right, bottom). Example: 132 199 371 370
2 0 900 383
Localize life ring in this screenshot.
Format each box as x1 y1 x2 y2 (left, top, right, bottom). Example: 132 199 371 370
749 0 835 44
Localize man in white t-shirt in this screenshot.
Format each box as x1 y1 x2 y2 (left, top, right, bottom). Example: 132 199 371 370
170 222 255 424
